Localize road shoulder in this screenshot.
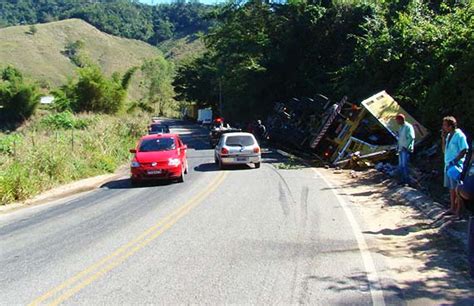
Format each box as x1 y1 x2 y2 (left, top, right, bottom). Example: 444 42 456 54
0 166 128 215
322 168 474 304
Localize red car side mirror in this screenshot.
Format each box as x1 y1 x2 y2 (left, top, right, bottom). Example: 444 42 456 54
129 149 137 154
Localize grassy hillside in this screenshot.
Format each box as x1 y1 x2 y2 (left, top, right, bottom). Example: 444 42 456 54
0 19 162 100
158 35 206 62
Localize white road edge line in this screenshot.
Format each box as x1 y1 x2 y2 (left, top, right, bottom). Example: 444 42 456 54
312 168 386 306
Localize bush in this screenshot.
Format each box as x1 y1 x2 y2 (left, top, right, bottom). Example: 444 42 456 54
0 161 36 203
40 111 94 130
0 134 23 155
54 65 137 115
40 112 76 129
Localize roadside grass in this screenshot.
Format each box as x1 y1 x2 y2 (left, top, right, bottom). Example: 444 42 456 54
0 112 148 205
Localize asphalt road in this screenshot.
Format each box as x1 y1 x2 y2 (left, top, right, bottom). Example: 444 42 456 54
0 121 397 305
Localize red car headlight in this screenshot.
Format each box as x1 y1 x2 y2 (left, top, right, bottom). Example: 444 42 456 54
168 158 180 167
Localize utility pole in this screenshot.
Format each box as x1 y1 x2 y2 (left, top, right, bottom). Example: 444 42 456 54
219 79 223 117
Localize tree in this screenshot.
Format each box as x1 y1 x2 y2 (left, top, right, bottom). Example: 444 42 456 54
141 57 176 116
175 0 474 132
0 66 40 123
28 24 38 35
63 40 87 67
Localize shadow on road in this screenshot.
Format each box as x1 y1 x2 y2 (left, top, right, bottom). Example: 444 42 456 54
194 162 255 172
100 178 173 189
363 223 428 236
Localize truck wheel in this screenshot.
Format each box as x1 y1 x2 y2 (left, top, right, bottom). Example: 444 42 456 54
255 162 261 169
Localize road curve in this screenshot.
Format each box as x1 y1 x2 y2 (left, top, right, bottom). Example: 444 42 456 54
0 121 396 305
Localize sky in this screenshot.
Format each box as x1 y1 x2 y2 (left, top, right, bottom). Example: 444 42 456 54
138 0 225 5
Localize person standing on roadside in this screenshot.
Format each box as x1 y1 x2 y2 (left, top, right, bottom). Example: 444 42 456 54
456 143 474 218
255 119 266 146
455 144 474 278
442 116 469 215
396 114 415 185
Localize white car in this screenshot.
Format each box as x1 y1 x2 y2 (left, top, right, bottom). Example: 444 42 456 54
214 132 261 169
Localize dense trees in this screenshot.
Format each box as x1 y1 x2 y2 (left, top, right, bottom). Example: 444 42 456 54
3 0 472 133
174 0 474 132
0 0 213 45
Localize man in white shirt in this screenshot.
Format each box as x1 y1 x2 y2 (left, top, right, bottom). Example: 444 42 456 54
396 114 415 185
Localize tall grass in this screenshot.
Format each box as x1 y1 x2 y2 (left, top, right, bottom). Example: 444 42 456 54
0 112 148 205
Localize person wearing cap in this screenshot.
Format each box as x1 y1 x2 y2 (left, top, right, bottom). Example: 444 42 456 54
442 116 469 215
395 114 415 185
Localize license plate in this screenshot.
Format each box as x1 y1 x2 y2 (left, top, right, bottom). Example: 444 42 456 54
236 157 248 162
147 170 162 175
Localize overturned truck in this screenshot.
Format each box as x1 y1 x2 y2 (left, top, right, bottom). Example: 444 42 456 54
267 91 429 164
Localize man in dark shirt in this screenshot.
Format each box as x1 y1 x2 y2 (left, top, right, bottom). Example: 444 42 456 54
255 120 266 146
456 146 474 279
456 155 474 216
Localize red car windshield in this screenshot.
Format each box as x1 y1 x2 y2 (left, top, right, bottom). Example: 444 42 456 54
139 138 176 152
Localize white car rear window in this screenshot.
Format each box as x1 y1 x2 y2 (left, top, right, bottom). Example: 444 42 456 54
225 135 255 147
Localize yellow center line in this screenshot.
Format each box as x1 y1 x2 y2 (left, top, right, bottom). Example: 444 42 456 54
29 172 228 306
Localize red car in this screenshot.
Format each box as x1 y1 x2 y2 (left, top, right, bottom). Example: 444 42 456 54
129 134 188 185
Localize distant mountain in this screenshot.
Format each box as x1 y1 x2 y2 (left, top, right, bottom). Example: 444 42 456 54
0 19 162 100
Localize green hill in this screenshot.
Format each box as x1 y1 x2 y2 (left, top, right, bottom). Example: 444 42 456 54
0 19 162 99
159 35 206 62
